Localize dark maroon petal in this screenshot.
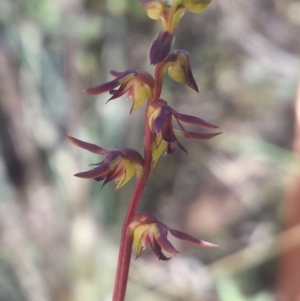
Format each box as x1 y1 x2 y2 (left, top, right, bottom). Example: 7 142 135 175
74 162 111 179
161 118 177 142
166 142 175 154
155 223 179 255
151 239 171 261
110 69 137 78
168 228 199 243
85 78 120 95
89 160 105 166
152 107 171 134
169 228 218 248
74 151 121 180
105 151 123 161
104 164 124 184
109 89 118 95
149 233 171 261
66 136 106 155
107 82 132 102
182 131 222 140
170 109 218 129
149 30 174 65
98 164 123 188
174 139 188 153
121 148 144 166
94 175 106 181
173 116 187 133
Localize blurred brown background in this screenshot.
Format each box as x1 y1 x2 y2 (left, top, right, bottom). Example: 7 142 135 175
1 0 300 300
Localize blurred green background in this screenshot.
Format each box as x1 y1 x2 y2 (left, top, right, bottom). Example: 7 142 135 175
1 0 300 300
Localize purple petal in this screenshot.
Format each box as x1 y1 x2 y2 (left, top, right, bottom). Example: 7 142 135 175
169 228 219 248
94 175 106 182
85 78 120 95
152 107 171 134
171 110 218 129
150 238 171 261
181 131 222 140
110 69 137 78
166 142 175 154
107 82 132 102
103 164 124 184
74 162 111 179
155 223 179 255
66 136 106 155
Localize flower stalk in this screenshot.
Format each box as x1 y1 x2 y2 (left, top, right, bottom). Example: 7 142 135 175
112 61 164 301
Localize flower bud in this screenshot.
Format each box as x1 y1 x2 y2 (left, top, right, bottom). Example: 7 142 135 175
166 50 199 92
149 30 174 65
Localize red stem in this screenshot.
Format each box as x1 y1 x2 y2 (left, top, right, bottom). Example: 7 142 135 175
112 63 164 301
